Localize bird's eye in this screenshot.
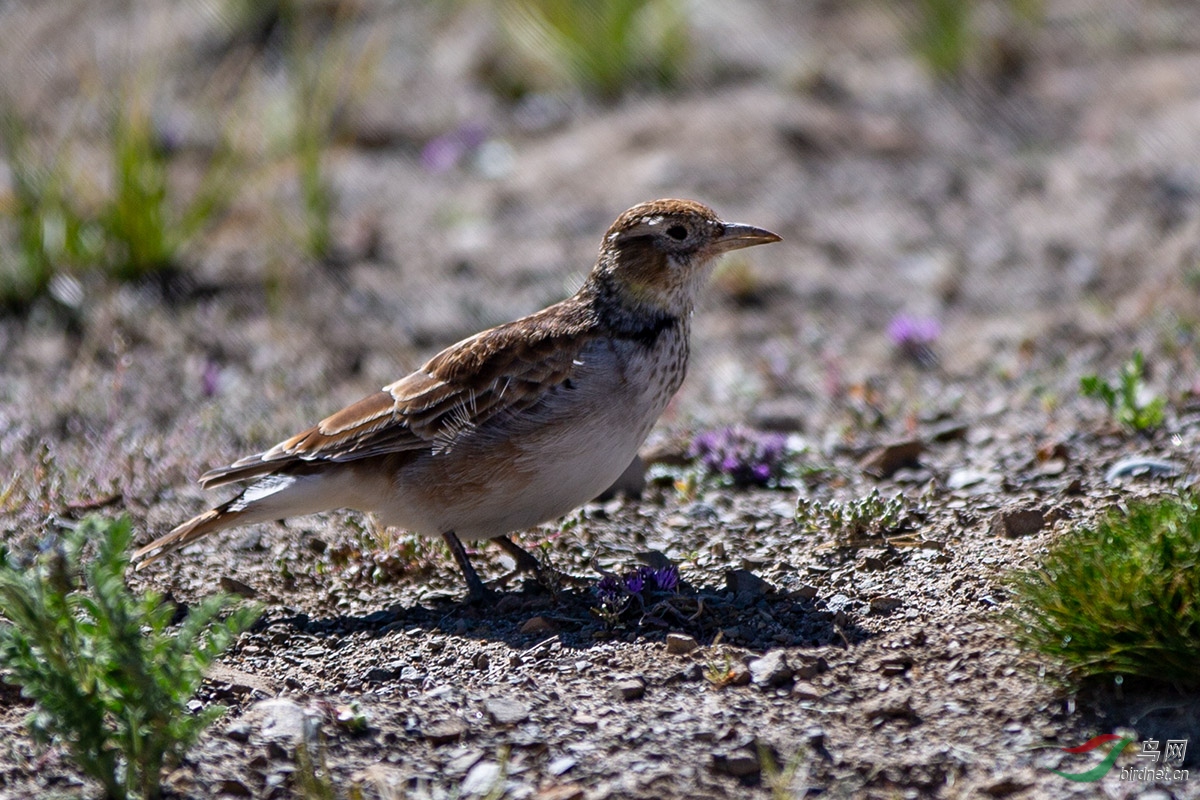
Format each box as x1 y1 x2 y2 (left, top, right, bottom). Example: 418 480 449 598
665 224 688 241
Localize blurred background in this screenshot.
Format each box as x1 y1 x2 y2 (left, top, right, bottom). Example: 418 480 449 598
1 0 1199 518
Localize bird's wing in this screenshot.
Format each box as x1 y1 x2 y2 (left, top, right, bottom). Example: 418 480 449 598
198 304 595 488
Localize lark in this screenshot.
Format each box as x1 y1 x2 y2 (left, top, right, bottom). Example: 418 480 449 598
134 199 780 599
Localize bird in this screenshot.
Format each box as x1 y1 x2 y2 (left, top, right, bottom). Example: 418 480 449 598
133 199 781 600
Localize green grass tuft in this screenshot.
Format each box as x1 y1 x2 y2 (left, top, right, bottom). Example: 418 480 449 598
1079 349 1166 432
1007 493 1200 688
0 516 260 800
0 107 102 310
102 85 241 281
499 0 690 99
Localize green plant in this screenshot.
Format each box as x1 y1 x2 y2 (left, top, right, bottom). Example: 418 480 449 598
499 0 690 99
0 107 102 309
102 84 240 281
1080 350 1166 432
760 743 810 800
278 1 380 262
907 0 1043 81
1007 493 1200 688
0 516 260 800
910 0 974 81
795 489 909 540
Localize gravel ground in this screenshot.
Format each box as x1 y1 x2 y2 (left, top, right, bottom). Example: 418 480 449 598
2 1 1200 798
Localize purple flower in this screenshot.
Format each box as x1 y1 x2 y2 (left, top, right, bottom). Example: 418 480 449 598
595 575 623 605
624 571 645 594
649 565 679 592
420 123 488 173
201 359 221 398
887 314 941 366
689 427 789 488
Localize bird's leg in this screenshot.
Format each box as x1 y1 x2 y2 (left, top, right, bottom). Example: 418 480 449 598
490 535 589 592
441 531 491 602
492 535 543 574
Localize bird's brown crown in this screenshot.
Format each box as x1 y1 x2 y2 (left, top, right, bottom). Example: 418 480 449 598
588 198 775 319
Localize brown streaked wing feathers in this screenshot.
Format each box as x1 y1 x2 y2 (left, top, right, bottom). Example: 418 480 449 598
197 302 596 488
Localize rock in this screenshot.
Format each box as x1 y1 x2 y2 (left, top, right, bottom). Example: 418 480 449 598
242 698 314 745
460 760 503 796
869 595 903 615
864 694 919 723
536 786 585 800
929 422 969 442
520 616 557 635
728 663 752 686
946 468 1000 491
207 664 276 697
613 677 646 701
666 633 700 654
224 721 252 742
217 778 254 796
860 439 924 479
712 748 760 778
725 569 772 599
424 718 468 744
1104 457 1182 483
749 651 792 687
791 681 821 701
981 778 1032 797
990 507 1045 538
749 396 810 432
217 576 257 598
547 756 577 776
793 656 828 679
484 697 531 725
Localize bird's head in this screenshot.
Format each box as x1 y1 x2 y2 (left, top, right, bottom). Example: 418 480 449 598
589 199 781 317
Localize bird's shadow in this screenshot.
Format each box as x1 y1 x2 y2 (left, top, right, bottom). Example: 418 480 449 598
258 576 868 654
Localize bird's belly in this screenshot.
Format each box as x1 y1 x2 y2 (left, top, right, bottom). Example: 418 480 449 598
373 370 671 540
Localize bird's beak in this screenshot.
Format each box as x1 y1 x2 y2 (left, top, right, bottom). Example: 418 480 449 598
712 222 782 254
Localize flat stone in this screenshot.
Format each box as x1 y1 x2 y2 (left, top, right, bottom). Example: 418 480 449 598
242 698 313 745
791 681 822 701
869 595 903 615
991 507 1045 538
613 678 646 701
725 569 771 599
520 616 557 635
712 748 760 778
536 786 585 800
749 651 792 687
859 439 924 479
547 756 577 776
484 697 531 725
424 718 468 744
665 633 699 654
217 576 257 598
460 760 502 796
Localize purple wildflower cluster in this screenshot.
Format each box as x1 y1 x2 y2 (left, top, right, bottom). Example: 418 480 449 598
420 123 488 173
594 565 680 607
689 426 789 488
886 314 941 366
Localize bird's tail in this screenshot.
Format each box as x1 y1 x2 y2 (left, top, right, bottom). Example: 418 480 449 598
133 473 325 568
133 499 256 568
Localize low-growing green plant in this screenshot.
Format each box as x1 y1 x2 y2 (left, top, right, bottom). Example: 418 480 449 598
795 489 909 540
0 107 102 309
1079 350 1166 432
0 516 260 800
499 0 690 99
907 0 1043 81
1007 493 1200 688
102 85 240 281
